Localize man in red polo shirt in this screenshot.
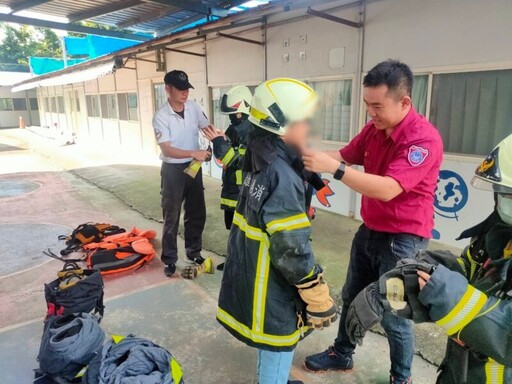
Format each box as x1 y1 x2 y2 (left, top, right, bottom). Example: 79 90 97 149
302 60 443 384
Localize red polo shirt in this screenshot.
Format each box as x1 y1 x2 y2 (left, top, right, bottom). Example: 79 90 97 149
340 108 443 238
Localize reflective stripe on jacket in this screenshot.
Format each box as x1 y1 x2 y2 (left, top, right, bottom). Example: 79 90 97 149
419 264 512 383
212 119 251 211
217 131 314 351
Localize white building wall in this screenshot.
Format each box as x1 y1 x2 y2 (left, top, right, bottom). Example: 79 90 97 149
207 29 265 86
364 0 512 71
0 86 39 128
266 6 360 79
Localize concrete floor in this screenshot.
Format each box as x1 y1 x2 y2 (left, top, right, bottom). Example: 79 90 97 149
0 128 440 383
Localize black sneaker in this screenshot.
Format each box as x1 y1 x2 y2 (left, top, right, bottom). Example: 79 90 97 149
288 381 304 384
164 264 176 277
187 255 205 265
304 346 354 372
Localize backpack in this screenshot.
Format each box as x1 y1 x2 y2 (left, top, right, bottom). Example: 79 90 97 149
44 262 104 318
59 223 125 256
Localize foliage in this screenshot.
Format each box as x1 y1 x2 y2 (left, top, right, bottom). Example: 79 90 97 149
0 23 62 67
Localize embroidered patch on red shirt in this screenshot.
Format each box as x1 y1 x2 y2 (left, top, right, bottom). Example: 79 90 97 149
408 145 429 166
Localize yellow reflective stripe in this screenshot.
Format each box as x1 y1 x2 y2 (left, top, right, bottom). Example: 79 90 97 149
112 334 125 344
220 198 237 208
221 147 235 166
232 212 271 334
253 242 270 332
456 258 467 276
239 147 247 155
436 285 487 335
249 106 269 121
485 358 505 384
235 170 243 185
266 213 310 235
74 366 87 378
303 266 316 280
233 212 269 244
170 357 183 383
217 308 304 347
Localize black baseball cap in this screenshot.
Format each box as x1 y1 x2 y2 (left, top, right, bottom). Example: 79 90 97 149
164 70 194 90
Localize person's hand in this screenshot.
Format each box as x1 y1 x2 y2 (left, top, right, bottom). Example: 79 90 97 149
302 149 340 174
201 125 224 141
192 150 211 162
417 270 431 290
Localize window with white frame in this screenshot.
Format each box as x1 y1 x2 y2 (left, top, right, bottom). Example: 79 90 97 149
50 97 57 113
411 75 428 116
211 86 231 131
107 94 117 119
118 92 139 121
154 83 167 111
309 79 352 142
429 69 512 156
12 98 27 111
85 95 100 118
57 96 65 113
0 98 13 111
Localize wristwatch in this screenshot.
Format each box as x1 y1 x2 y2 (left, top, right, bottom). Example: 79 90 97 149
333 162 346 180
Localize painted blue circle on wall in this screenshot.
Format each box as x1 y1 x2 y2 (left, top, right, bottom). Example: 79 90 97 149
434 170 469 214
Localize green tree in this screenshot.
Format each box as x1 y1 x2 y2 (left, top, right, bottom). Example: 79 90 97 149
0 23 62 69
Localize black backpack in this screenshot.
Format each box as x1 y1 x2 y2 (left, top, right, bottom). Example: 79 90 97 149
44 263 104 319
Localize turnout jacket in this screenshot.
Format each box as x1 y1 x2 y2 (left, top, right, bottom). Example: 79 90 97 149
211 118 251 211
217 129 316 352
417 212 512 384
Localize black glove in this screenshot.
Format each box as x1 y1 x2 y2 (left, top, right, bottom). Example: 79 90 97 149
346 282 383 346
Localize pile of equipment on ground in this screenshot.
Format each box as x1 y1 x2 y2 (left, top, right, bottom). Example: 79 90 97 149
34 223 184 383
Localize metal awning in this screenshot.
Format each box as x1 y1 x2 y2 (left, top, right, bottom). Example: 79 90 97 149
0 0 266 39
11 59 119 92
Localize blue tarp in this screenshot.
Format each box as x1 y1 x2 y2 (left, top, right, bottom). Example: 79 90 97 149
64 35 139 58
29 57 88 75
29 35 140 76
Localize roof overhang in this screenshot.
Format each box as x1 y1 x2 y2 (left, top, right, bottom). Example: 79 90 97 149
11 59 120 92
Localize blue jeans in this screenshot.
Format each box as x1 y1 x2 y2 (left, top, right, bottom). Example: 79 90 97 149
334 224 428 381
257 349 295 384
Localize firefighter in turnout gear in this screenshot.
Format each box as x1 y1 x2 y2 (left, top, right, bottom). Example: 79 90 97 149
217 78 337 384
201 85 253 272
346 133 512 384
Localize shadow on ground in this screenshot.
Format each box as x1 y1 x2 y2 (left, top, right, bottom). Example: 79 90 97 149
71 163 453 365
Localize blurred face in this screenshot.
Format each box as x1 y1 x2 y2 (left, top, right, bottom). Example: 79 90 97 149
283 121 310 152
166 85 189 105
363 85 411 131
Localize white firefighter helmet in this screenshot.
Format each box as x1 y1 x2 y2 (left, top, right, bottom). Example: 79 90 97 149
248 78 318 135
220 85 252 115
471 133 512 194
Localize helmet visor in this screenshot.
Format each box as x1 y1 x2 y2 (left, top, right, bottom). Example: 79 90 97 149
471 176 512 194
220 94 237 114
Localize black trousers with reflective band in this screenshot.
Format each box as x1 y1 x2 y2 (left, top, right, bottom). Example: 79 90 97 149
160 161 206 265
